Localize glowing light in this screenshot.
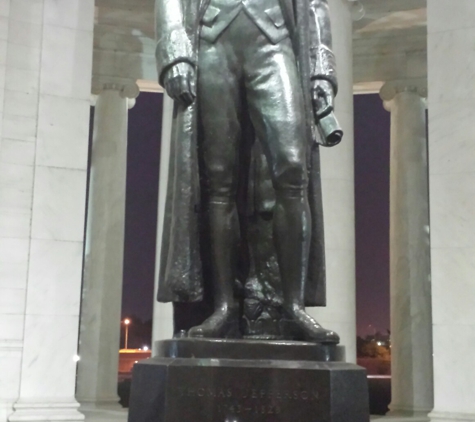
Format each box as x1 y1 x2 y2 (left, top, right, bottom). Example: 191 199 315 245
73 355 80 362
124 319 130 325
143 346 149 351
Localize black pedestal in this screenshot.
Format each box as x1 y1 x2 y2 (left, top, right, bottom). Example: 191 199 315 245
128 339 369 422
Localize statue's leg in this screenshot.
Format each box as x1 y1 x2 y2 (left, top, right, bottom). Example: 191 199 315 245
244 37 339 344
188 37 242 339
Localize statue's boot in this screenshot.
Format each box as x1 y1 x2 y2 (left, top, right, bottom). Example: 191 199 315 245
188 199 241 339
281 306 340 344
274 191 340 344
188 306 240 338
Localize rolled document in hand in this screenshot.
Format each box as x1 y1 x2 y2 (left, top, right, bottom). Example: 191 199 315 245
316 112 343 147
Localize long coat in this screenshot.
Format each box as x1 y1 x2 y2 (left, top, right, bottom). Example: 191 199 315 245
155 0 338 307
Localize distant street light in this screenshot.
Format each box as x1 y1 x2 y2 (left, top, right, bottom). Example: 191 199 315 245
124 318 131 349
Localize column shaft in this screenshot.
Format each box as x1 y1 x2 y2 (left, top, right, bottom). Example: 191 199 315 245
152 94 174 350
428 2 475 421
309 0 356 361
76 86 129 407
385 89 433 417
3 1 95 422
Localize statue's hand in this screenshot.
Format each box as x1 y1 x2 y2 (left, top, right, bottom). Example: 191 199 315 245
163 62 196 107
311 79 335 121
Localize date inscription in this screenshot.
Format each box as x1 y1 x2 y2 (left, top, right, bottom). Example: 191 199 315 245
217 403 282 415
176 386 320 401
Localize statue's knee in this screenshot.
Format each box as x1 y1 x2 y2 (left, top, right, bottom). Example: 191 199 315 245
206 165 236 200
273 160 308 194
208 178 236 201
207 183 236 201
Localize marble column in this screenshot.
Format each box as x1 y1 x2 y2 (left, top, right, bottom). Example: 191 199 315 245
308 0 357 362
76 82 138 408
428 3 475 422
380 80 433 418
152 94 174 351
0 1 95 422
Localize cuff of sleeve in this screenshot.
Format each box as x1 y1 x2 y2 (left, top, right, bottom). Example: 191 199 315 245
310 74 338 96
310 45 338 95
159 57 197 86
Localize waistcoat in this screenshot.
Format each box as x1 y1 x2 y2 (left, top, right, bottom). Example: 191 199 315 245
200 0 289 44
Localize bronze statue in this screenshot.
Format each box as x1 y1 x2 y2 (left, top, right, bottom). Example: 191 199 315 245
155 0 343 343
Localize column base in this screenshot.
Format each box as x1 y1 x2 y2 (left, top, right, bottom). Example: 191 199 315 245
372 415 430 422
429 412 475 422
388 405 432 420
9 399 84 422
385 403 432 421
77 400 122 412
0 401 14 422
79 406 127 422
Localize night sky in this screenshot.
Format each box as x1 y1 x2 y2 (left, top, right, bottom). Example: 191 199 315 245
354 94 390 336
121 93 163 323
120 92 391 337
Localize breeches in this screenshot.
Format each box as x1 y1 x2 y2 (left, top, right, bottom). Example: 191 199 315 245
197 11 308 200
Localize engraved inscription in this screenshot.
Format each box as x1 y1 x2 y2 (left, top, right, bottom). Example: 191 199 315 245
176 386 320 401
174 386 320 416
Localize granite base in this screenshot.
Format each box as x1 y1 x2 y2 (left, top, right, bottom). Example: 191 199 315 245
128 339 369 422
